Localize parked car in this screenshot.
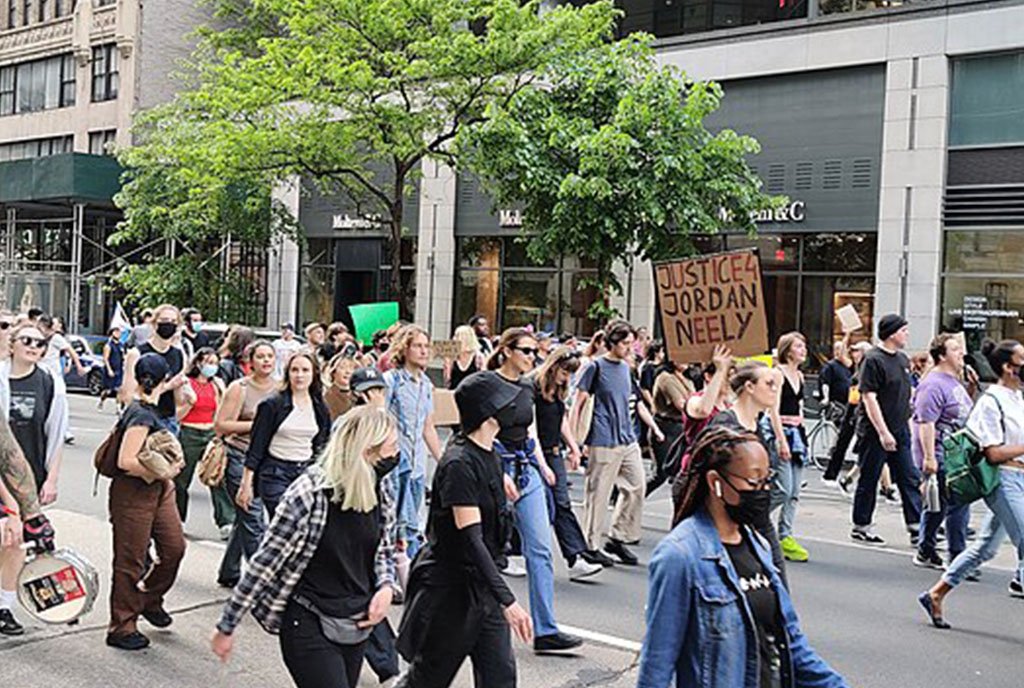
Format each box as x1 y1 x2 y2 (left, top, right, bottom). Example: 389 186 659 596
65 334 108 396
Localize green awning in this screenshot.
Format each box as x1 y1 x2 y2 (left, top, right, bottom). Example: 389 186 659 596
0 153 122 204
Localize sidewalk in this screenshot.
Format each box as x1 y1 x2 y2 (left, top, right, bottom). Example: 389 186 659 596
0 509 640 688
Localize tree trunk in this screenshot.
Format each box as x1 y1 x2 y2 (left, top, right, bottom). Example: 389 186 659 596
389 203 405 319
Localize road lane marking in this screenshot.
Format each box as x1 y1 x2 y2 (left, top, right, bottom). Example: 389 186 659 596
558 624 642 653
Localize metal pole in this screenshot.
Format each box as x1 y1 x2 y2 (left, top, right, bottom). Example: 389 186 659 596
0 207 13 311
69 203 85 334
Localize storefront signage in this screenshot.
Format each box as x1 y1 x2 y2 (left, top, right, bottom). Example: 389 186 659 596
499 209 523 228
717 201 806 225
654 249 769 363
332 213 383 230
951 295 1020 331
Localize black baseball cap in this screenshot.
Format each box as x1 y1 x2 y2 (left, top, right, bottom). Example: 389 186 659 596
351 366 386 394
135 352 171 390
455 371 519 433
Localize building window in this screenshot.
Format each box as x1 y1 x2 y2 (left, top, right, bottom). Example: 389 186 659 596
950 52 1024 148
88 129 116 155
4 53 75 115
91 43 119 102
37 0 46 21
7 0 16 29
0 134 72 162
21 0 30 26
0 67 14 116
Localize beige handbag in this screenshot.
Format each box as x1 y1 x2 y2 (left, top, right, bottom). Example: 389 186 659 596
136 430 185 483
197 437 228 488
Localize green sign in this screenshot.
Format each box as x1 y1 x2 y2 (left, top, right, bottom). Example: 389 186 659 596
348 302 400 343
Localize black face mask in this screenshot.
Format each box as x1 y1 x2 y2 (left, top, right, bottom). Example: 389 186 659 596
377 342 389 353
493 401 518 429
720 479 771 527
374 454 400 480
155 322 177 340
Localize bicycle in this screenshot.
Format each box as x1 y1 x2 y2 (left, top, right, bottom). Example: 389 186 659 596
805 398 845 472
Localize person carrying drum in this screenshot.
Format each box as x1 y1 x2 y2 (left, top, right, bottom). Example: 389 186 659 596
396 372 533 688
107 353 187 651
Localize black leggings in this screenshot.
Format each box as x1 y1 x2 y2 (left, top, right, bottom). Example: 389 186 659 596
279 600 366 688
823 403 857 481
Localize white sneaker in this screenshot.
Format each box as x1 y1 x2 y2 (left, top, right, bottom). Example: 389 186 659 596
219 525 232 541
568 558 602 582
501 555 527 577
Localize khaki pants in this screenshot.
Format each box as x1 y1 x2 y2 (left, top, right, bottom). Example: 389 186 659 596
582 443 644 549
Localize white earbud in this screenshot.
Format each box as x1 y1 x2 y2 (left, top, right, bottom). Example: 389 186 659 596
714 482 723 499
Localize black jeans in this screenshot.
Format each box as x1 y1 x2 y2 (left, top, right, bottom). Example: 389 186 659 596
646 417 684 497
259 457 312 518
397 585 516 688
545 449 589 563
279 600 366 688
365 621 400 683
218 446 266 585
852 426 922 529
823 403 857 481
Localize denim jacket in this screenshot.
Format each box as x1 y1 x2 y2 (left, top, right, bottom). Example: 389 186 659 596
637 509 848 688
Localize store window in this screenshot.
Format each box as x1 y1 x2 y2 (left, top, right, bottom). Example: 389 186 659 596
454 236 598 336
717 232 875 369
942 230 1024 348
950 52 1024 148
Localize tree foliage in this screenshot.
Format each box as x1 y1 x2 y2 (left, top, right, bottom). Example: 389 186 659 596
459 37 784 320
122 0 619 317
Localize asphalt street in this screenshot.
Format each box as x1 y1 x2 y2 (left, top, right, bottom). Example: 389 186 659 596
3 392 1023 687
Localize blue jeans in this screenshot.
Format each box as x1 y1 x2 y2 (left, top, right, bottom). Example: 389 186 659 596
218 446 266 584
918 468 969 561
155 415 180 437
944 468 1024 587
853 425 922 528
545 449 589 563
258 457 311 519
771 456 804 540
508 463 559 637
396 472 425 559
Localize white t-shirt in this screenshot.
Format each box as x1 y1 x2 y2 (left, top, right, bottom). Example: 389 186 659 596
967 384 1024 467
39 333 69 393
268 403 317 463
273 338 303 379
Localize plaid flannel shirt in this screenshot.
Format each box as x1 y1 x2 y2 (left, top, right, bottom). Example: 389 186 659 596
216 464 397 635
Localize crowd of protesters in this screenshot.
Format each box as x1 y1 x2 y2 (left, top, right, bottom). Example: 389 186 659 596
3 298 1024 688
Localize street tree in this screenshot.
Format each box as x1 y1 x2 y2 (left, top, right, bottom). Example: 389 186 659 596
458 37 784 321
121 0 619 317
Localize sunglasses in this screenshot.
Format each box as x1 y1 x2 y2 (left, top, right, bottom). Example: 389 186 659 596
17 336 49 349
512 346 538 356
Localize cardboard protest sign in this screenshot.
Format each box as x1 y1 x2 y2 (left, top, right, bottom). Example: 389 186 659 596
431 340 461 360
432 388 460 427
836 304 863 333
655 249 769 364
348 302 399 344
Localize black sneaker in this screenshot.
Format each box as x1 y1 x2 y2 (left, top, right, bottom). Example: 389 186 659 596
851 526 885 545
106 631 151 651
604 539 639 566
913 550 944 570
1009 578 1024 598
534 631 583 653
580 549 616 568
0 609 24 636
216 577 239 589
141 608 173 628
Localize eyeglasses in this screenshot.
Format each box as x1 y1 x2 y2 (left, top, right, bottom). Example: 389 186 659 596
512 346 538 356
721 468 776 492
17 336 49 349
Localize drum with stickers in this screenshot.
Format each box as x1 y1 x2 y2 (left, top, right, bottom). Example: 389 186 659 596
17 547 99 625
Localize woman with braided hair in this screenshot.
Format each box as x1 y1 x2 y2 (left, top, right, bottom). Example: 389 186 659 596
639 426 847 688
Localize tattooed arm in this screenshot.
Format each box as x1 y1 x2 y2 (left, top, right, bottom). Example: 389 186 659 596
0 414 41 518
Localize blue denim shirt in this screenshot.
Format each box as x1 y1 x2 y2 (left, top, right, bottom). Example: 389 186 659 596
638 509 848 688
384 367 433 480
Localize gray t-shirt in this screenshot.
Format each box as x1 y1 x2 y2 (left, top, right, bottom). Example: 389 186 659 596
578 357 637 448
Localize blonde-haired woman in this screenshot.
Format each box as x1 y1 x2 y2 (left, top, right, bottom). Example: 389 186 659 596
212 406 399 688
770 331 810 563
446 325 484 390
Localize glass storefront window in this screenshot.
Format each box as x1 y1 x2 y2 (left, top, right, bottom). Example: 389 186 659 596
501 271 559 331
802 233 877 272
300 265 335 326
944 231 1024 275
801 275 874 368
726 234 800 270
503 238 550 268
950 52 1024 148
560 272 600 338
761 274 799 346
454 269 500 330
941 276 1024 344
457 237 500 269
